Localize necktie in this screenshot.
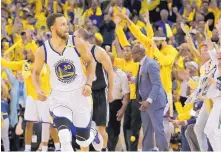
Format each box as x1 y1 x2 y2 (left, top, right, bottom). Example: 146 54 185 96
136 65 141 101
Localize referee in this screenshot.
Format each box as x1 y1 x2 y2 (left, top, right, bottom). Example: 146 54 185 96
106 52 130 151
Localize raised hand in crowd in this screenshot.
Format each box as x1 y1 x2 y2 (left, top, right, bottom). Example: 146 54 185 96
180 22 190 37
104 13 112 23
112 14 121 26
105 45 111 52
142 10 150 24
105 0 116 13
172 7 178 14
117 10 129 21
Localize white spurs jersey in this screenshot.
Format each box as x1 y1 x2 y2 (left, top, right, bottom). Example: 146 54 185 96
43 35 86 91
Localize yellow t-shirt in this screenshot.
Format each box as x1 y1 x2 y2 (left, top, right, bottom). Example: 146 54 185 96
24 40 39 54
6 24 12 35
35 13 47 30
1 58 51 100
127 22 178 93
1 71 11 98
175 101 193 120
14 43 24 61
2 0 12 4
153 45 178 93
209 7 221 25
114 58 139 100
35 0 43 13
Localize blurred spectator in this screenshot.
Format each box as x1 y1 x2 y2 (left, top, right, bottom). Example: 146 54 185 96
1 80 10 152
108 0 130 16
156 9 174 37
123 0 141 15
105 0 130 29
99 13 116 47
211 28 219 43
172 0 182 11
101 0 109 10
3 69 26 128
2 17 8 38
94 32 104 46
200 0 215 31
167 1 177 23
72 0 85 29
84 0 103 27
1 38 10 56
171 100 203 151
140 0 161 22
131 12 147 34
174 21 186 47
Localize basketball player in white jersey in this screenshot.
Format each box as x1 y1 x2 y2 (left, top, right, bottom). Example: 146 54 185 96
32 13 103 151
203 27 221 151
74 28 114 151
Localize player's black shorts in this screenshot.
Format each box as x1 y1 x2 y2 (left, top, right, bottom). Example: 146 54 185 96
92 88 109 126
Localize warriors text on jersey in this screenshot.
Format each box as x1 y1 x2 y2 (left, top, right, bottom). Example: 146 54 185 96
43 35 86 91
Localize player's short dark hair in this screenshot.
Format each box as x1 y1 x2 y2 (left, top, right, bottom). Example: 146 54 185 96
46 13 64 31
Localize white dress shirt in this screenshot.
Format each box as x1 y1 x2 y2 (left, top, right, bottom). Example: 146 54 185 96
113 68 130 100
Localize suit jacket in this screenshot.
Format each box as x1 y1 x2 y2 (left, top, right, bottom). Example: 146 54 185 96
137 56 167 111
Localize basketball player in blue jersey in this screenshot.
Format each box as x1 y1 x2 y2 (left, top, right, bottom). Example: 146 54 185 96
32 13 103 151
74 28 114 151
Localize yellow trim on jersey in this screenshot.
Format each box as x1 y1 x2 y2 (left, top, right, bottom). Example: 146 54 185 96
80 58 87 76
66 45 75 48
89 95 93 107
49 115 54 125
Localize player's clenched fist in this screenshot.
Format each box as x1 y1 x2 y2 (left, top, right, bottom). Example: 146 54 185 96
82 84 92 96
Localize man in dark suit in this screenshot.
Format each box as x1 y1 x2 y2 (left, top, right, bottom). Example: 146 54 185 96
131 44 169 151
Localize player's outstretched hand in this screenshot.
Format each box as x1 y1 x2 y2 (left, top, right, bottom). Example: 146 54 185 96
37 90 47 101
82 84 92 96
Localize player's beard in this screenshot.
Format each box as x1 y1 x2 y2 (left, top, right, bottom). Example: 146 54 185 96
56 30 68 40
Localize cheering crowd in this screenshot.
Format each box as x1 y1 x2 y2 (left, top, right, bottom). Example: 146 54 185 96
1 0 221 151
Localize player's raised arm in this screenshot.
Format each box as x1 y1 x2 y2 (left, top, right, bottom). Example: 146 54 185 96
75 37 96 96
32 47 47 101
